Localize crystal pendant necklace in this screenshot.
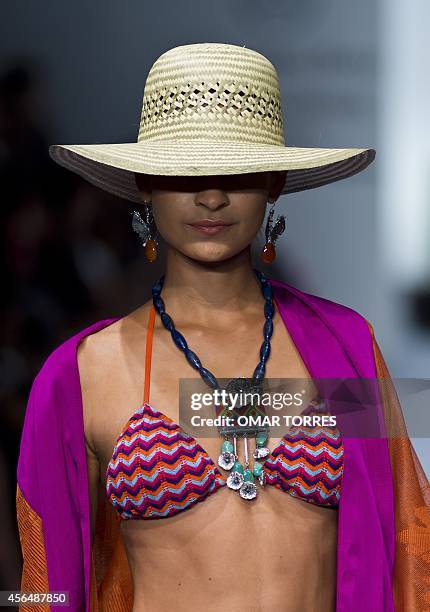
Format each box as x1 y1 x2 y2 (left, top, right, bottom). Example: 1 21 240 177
151 268 275 501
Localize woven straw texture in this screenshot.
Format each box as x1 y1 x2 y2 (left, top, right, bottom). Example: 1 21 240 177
49 42 375 202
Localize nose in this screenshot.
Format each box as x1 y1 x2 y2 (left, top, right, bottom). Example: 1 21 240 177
196 190 228 211
195 178 229 210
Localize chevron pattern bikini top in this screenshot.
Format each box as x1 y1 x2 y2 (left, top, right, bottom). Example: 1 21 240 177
105 305 344 520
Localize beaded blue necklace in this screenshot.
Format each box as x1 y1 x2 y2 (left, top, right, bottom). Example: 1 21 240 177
151 268 274 500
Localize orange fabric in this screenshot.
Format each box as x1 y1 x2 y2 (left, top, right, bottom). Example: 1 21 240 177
16 483 50 611
89 480 133 611
368 322 430 611
143 304 155 404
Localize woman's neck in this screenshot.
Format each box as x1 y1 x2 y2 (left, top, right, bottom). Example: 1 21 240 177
159 248 266 327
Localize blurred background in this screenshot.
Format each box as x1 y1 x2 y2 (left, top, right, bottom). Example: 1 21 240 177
1 0 429 593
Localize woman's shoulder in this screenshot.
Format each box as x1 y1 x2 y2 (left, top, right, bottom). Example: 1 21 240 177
34 301 152 389
35 317 121 383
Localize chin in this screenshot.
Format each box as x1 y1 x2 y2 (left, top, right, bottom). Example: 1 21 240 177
186 247 239 263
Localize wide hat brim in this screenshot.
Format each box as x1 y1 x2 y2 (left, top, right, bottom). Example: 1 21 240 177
48 140 375 203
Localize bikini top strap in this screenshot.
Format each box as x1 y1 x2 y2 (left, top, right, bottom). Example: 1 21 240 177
143 304 156 405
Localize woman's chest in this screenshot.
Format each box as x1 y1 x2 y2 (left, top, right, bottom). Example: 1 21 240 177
93 312 318 482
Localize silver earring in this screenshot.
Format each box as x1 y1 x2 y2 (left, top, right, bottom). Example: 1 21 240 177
131 200 159 262
260 200 286 264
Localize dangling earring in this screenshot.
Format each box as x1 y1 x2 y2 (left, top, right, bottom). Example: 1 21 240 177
131 200 159 262
260 200 286 264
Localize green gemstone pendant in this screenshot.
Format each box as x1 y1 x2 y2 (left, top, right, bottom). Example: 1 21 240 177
243 469 255 482
221 439 234 454
256 430 268 447
232 460 244 474
252 461 264 477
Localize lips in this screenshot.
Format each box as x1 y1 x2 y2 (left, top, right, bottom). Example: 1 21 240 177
187 219 234 235
188 219 233 227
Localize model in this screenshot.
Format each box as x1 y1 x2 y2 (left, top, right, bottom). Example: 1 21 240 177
16 43 430 612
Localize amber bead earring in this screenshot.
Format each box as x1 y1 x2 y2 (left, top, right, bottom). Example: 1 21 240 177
260 199 286 264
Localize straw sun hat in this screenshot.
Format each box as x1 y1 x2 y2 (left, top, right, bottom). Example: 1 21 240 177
49 42 375 201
